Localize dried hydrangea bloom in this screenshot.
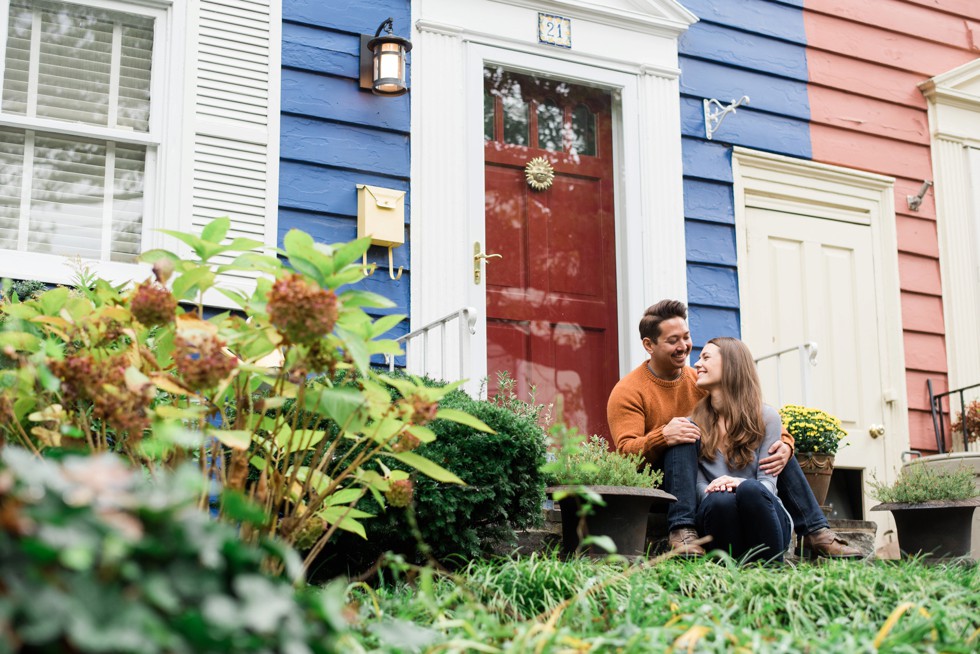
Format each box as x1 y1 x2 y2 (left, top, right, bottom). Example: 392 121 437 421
50 354 152 436
385 478 414 508
173 333 237 391
391 431 421 453
130 281 177 327
267 273 339 345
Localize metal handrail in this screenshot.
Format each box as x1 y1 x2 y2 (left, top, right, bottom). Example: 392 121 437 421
386 307 477 382
927 379 980 453
753 342 818 407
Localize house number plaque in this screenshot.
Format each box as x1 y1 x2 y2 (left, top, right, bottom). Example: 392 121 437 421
538 13 571 49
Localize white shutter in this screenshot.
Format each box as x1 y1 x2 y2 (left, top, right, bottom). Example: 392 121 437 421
185 0 280 281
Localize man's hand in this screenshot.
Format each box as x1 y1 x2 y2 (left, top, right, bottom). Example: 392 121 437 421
759 440 792 475
705 475 742 493
662 417 700 447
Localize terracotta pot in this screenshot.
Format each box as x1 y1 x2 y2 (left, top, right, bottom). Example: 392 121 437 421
795 452 835 506
547 485 675 557
871 497 980 559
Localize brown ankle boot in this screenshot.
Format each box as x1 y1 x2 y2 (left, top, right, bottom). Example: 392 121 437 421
801 528 862 559
668 527 705 556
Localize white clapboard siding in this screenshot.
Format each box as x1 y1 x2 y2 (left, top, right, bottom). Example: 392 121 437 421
185 0 280 290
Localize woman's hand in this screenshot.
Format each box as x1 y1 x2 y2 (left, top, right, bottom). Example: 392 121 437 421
705 475 743 493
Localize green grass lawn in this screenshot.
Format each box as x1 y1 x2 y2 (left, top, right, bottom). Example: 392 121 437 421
341 553 980 653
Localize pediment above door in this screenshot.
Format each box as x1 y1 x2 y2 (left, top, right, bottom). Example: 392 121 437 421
920 57 980 111
488 0 698 33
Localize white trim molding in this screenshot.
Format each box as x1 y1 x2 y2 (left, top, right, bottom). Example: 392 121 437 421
411 0 695 393
921 58 980 390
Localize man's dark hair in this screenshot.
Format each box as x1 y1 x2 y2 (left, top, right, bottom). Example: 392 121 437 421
639 299 687 342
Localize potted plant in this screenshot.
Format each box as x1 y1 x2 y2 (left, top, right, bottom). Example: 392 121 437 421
950 399 980 447
542 430 674 557
870 464 980 559
779 404 847 506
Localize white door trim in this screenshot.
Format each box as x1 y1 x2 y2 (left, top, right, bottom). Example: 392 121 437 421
411 4 692 395
732 147 909 478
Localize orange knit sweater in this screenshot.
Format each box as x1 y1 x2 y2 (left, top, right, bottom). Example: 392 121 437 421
607 362 794 466
607 363 705 465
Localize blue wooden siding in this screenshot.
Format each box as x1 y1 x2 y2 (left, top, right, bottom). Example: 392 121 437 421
678 0 811 347
279 0 412 342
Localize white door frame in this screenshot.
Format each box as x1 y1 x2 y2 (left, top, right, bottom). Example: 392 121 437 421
733 147 909 490
410 1 695 396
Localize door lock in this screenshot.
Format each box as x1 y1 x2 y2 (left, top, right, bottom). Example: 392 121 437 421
868 424 885 439
473 241 503 285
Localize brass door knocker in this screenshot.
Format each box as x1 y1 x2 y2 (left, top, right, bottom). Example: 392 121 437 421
524 157 555 191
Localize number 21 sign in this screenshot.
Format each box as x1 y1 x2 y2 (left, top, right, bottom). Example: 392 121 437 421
538 13 571 49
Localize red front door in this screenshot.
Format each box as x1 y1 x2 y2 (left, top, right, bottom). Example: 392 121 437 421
483 68 619 438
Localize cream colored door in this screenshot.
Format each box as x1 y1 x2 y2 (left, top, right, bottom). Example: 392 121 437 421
742 206 890 522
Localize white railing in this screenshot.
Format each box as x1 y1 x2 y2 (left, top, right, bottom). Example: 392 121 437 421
386 307 477 382
754 342 818 407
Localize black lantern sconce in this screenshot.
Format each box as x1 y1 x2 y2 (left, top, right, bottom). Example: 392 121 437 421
359 18 412 96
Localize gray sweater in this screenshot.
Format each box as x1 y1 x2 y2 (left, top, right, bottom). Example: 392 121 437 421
696 405 782 497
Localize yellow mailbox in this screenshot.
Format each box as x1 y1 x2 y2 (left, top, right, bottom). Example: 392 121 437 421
356 184 405 279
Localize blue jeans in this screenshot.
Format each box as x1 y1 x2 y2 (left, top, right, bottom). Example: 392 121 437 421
658 441 699 532
776 456 829 536
696 480 792 563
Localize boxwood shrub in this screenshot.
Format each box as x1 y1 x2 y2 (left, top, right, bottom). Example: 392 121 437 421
312 380 548 579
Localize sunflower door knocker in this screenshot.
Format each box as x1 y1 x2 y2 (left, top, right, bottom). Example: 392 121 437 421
524 156 555 191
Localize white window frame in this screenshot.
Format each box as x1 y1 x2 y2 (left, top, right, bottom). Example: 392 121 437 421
0 0 183 287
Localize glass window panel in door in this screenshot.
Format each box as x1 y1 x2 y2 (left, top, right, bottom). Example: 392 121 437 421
536 100 562 152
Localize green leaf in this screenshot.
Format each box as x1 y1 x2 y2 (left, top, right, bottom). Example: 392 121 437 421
436 408 495 433
335 326 369 375
38 287 70 315
200 217 231 244
370 313 405 338
405 424 437 443
171 265 215 300
331 237 371 270
159 228 207 258
325 488 364 506
220 489 267 526
318 506 372 539
0 331 40 352
138 248 180 265
304 386 365 427
207 429 252 450
338 289 396 309
581 534 617 553
225 237 265 252
387 451 465 485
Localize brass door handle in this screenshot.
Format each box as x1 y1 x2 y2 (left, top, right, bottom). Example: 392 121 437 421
473 242 503 285
868 424 885 439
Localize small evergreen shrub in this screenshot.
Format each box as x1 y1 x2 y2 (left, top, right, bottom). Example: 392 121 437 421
315 388 548 577
0 447 346 653
871 464 978 503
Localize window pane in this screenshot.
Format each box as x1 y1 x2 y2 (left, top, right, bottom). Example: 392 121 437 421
537 100 562 152
111 142 145 262
0 128 25 250
3 0 153 131
29 133 107 259
483 91 495 142
571 104 596 156
0 128 144 261
502 93 528 146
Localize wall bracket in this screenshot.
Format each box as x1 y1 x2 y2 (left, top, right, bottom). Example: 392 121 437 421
704 95 750 140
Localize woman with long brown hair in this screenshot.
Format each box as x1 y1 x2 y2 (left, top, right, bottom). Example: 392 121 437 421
691 337 792 563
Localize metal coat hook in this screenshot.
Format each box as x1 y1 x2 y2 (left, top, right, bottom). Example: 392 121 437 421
361 252 377 276
907 180 933 211
704 95 750 140
387 246 403 280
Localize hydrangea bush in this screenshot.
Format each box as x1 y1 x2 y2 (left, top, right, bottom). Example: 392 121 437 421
778 404 847 455
0 217 490 576
950 399 980 443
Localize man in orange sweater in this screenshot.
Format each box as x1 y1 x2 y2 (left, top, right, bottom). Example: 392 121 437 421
607 299 861 558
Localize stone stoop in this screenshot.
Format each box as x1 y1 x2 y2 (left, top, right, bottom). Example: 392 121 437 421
505 506 878 561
